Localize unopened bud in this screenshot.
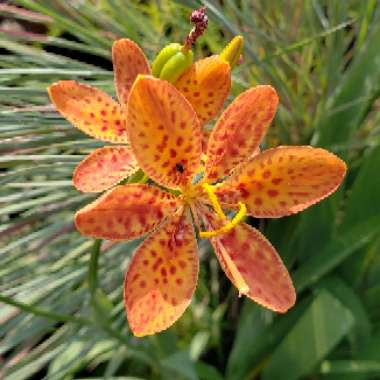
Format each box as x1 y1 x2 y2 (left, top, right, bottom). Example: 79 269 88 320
219 35 244 68
183 6 208 52
152 43 193 83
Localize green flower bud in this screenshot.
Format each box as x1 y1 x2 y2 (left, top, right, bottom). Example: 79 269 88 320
152 43 193 84
159 50 193 83
152 43 181 77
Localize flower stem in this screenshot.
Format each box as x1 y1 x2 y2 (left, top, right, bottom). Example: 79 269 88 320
88 238 101 296
87 239 134 347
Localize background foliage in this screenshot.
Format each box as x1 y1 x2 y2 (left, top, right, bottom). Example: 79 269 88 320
1 0 380 379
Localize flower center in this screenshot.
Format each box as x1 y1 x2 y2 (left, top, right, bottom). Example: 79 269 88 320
199 183 247 238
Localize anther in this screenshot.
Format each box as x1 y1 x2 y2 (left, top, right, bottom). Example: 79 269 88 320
202 183 226 220
199 202 247 238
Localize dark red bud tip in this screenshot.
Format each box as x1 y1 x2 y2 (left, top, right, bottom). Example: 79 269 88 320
183 6 208 51
190 6 208 29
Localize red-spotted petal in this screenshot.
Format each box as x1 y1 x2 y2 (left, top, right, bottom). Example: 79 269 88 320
75 184 179 240
112 38 151 106
216 146 347 218
175 55 231 126
48 81 128 143
73 146 139 193
205 85 278 182
124 209 199 337
126 76 202 189
200 207 295 313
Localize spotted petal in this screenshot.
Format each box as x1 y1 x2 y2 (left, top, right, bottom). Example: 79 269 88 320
48 81 128 143
124 209 199 337
205 85 278 182
126 76 202 189
75 184 179 240
112 38 151 106
175 55 231 126
73 146 139 193
216 146 347 218
200 207 295 313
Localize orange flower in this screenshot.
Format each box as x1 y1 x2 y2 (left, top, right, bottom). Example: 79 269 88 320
48 39 232 193
74 76 347 337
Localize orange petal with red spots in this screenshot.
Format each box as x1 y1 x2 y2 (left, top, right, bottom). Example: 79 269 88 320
205 85 279 182
75 184 179 240
200 207 295 313
126 76 202 189
73 146 139 193
48 81 128 143
124 209 199 337
175 55 231 126
216 146 347 218
112 38 151 106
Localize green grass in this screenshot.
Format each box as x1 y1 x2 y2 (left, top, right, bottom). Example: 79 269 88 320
1 1 380 379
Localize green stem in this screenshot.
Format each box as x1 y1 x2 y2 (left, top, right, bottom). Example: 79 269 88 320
88 238 101 296
88 239 135 348
0 293 92 326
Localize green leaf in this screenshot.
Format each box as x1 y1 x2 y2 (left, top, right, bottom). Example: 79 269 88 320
226 298 310 380
195 361 224 380
293 215 380 292
316 276 371 349
314 18 380 150
262 290 355 380
320 332 380 380
320 360 380 376
341 145 380 230
160 351 198 380
189 331 210 360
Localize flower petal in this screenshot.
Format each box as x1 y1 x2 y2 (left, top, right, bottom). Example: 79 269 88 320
75 184 179 240
126 76 202 189
175 55 231 126
124 209 199 337
73 146 139 193
216 146 347 217
200 207 295 313
112 38 151 105
48 81 128 143
205 85 278 182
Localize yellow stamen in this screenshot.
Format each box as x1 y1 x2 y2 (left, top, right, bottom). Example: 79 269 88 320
199 202 247 238
202 183 226 220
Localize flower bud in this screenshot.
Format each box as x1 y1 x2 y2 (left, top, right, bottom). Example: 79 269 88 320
219 35 244 68
152 43 193 83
